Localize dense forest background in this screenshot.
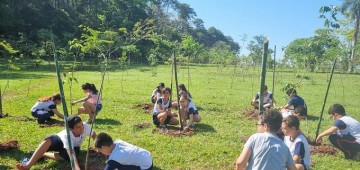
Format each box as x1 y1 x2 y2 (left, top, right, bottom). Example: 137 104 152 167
0 0 359 72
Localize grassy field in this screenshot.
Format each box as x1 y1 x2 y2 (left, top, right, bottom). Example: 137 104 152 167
0 63 360 170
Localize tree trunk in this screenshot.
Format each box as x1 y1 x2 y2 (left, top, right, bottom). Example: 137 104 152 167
348 14 360 73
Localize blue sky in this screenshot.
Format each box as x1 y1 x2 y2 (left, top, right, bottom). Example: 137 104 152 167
178 0 342 59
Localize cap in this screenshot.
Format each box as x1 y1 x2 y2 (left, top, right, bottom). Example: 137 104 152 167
67 115 82 128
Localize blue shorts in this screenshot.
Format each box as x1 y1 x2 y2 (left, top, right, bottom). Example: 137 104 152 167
105 160 153 170
31 110 54 124
46 135 80 161
96 104 102 113
152 113 172 126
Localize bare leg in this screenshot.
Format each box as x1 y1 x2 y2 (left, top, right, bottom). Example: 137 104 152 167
193 114 201 122
43 153 64 160
16 138 52 170
157 112 168 125
295 164 304 170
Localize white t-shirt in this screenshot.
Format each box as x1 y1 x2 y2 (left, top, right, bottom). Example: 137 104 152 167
109 140 153 169
57 123 93 149
284 134 311 170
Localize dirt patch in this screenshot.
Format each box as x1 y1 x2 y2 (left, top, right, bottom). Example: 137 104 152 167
134 122 151 128
132 103 153 114
152 128 195 137
0 140 19 151
0 113 9 118
309 143 338 155
39 121 65 128
242 108 260 120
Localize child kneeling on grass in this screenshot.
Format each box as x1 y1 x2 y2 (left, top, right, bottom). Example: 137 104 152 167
179 94 201 131
316 103 360 159
95 132 153 170
152 87 179 131
15 115 96 170
30 93 64 124
282 115 311 170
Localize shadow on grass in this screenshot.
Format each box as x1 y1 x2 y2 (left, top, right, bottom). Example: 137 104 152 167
195 123 216 133
306 115 320 121
153 166 163 170
0 164 12 169
95 118 121 125
0 149 27 164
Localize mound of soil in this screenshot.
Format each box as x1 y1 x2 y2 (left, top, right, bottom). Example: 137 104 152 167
152 128 195 137
0 140 19 151
0 113 9 118
134 122 151 128
132 103 153 113
39 121 65 128
242 108 260 120
310 144 338 155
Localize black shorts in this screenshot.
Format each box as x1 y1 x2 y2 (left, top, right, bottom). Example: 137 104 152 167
152 113 172 126
46 135 80 161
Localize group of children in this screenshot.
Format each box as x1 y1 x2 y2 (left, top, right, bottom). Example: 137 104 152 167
30 83 102 124
151 82 201 132
18 82 152 169
244 86 360 169
17 82 360 169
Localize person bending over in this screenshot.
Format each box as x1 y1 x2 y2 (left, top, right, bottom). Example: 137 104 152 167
30 93 64 124
316 104 360 159
95 132 153 170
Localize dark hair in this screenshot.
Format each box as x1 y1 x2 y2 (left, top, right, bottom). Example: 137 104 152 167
259 109 283 132
283 115 300 130
157 82 165 88
263 85 268 91
286 88 297 96
95 132 113 148
82 83 98 94
162 87 172 94
328 103 346 116
38 93 61 102
178 84 192 98
67 115 82 129
294 105 307 116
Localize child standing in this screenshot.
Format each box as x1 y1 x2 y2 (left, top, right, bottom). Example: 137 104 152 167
179 95 201 131
282 115 311 170
316 104 360 159
152 87 179 131
71 83 102 123
15 115 96 170
95 132 153 170
30 93 64 124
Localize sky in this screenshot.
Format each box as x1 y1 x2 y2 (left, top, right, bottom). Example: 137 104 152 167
178 0 343 60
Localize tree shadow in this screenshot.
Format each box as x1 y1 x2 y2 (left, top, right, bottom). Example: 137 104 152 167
194 123 217 133
95 118 121 125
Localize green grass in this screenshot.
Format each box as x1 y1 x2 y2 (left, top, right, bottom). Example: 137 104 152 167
0 64 360 170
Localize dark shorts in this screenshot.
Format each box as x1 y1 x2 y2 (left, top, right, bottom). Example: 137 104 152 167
152 113 172 126
46 135 80 161
31 110 54 124
188 110 199 115
96 104 102 113
105 160 153 170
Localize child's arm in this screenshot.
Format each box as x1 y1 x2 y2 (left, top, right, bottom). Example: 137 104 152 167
316 126 338 144
236 147 251 170
67 149 81 170
185 114 194 130
51 109 64 119
71 96 91 106
91 132 97 140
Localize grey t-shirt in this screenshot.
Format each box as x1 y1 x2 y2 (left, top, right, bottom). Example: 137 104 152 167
244 132 294 170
